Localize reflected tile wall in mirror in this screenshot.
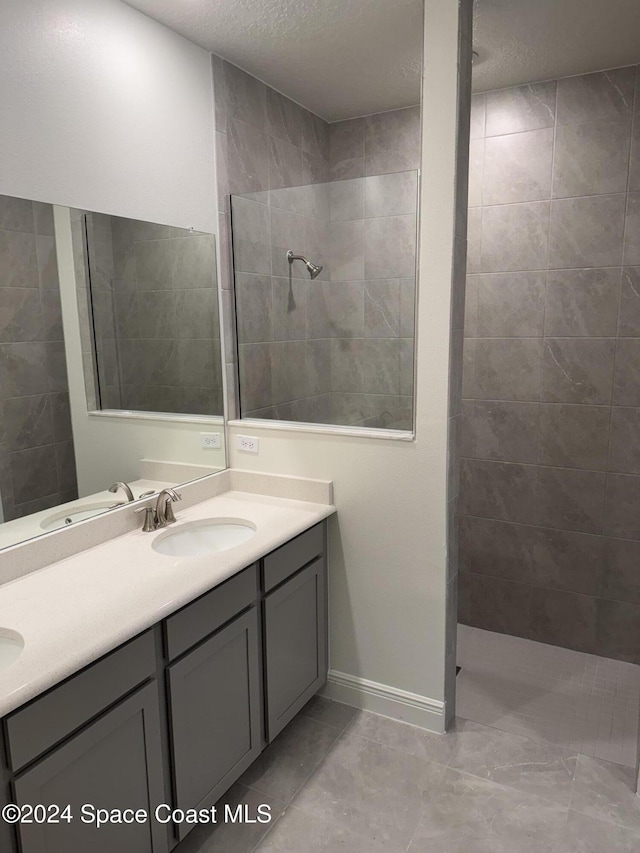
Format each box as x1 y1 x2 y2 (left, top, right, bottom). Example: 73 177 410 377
232 170 417 430
75 214 223 417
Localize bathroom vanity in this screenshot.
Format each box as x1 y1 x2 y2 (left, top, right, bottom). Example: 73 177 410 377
0 491 331 853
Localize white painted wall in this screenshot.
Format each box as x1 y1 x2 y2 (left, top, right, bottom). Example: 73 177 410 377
0 0 223 494
227 0 461 729
0 0 216 233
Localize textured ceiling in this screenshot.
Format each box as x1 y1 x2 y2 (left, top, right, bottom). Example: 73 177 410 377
473 0 640 93
123 0 640 120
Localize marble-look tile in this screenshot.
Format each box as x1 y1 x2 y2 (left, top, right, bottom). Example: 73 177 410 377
542 338 615 405
618 267 640 336
609 406 640 474
466 91 485 142
364 107 421 176
623 192 640 265
272 341 309 404
177 288 219 341
600 537 640 605
215 129 229 214
553 121 631 198
10 444 59 504
604 472 640 539
238 342 272 411
0 195 34 233
224 61 266 130
467 138 484 207
485 81 557 137
364 171 418 218
268 135 303 191
460 399 539 463
475 271 545 337
448 720 577 804
364 215 416 279
594 599 640 663
571 754 640 832
227 117 269 195
269 205 305 278
459 515 534 581
535 466 606 534
40 290 63 342
0 341 48 397
556 67 636 126
327 221 364 281
538 404 610 470
32 202 55 237
330 338 363 393
54 439 77 494
329 156 365 182
364 279 400 337
466 207 482 274
531 527 605 596
300 111 329 162
259 804 399 853
399 338 414 397
230 196 271 276
308 281 363 339
482 128 553 205
529 586 597 651
463 276 478 337
292 727 444 850
474 338 542 401
362 338 400 395
545 268 621 337
0 230 38 288
137 291 176 339
134 239 173 291
266 88 303 147
272 277 307 342
480 202 549 272
0 287 43 343
35 235 59 290
459 458 537 523
549 195 626 269
301 151 329 185
458 572 532 636
234 273 272 343
613 337 640 405
50 392 72 444
329 178 364 222
329 118 365 165
345 710 456 766
3 395 54 451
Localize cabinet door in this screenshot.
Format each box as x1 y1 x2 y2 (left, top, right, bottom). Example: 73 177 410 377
167 608 261 841
264 557 327 741
13 682 167 853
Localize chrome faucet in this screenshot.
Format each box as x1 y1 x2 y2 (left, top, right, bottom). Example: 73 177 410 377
108 482 135 502
156 488 182 527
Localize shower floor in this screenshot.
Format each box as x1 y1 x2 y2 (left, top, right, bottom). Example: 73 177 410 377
456 624 640 768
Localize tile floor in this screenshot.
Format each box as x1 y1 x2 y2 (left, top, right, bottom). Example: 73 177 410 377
177 628 640 853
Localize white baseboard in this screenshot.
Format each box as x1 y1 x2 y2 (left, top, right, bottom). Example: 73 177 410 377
321 670 446 733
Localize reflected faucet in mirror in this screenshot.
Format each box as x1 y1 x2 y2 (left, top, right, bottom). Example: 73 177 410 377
108 482 135 503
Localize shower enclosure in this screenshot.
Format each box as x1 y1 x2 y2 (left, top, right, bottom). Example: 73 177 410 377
231 171 418 430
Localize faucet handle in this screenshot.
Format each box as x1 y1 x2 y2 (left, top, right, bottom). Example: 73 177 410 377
135 506 157 532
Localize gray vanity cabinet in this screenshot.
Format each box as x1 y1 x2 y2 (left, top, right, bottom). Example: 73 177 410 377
167 608 261 842
12 681 167 853
263 524 327 741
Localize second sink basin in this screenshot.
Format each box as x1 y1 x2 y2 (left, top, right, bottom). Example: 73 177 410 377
152 518 256 557
41 502 125 531
0 630 24 673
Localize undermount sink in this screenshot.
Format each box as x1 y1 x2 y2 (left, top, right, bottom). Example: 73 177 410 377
152 518 256 557
40 502 125 531
0 630 24 673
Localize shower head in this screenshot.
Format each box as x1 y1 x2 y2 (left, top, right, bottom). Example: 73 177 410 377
286 250 323 280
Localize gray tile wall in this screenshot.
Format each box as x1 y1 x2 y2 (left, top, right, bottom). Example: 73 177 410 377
214 55 419 427
78 213 222 416
459 65 640 664
0 195 77 521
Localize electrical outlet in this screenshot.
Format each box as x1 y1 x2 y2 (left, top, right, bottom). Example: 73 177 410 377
200 432 221 450
237 434 259 453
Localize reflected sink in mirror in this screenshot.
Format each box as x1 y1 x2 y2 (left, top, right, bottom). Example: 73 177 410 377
0 630 24 673
40 503 126 531
152 518 256 557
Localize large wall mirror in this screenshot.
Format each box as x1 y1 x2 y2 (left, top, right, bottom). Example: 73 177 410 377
0 194 225 552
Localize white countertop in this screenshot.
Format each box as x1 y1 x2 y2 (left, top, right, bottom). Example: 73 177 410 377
0 489 334 718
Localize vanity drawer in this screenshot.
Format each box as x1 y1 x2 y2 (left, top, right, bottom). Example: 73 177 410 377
5 629 155 772
263 523 325 593
165 564 258 661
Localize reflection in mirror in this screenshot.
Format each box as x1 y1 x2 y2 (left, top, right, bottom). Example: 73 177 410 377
77 214 222 417
232 168 417 430
0 195 226 554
